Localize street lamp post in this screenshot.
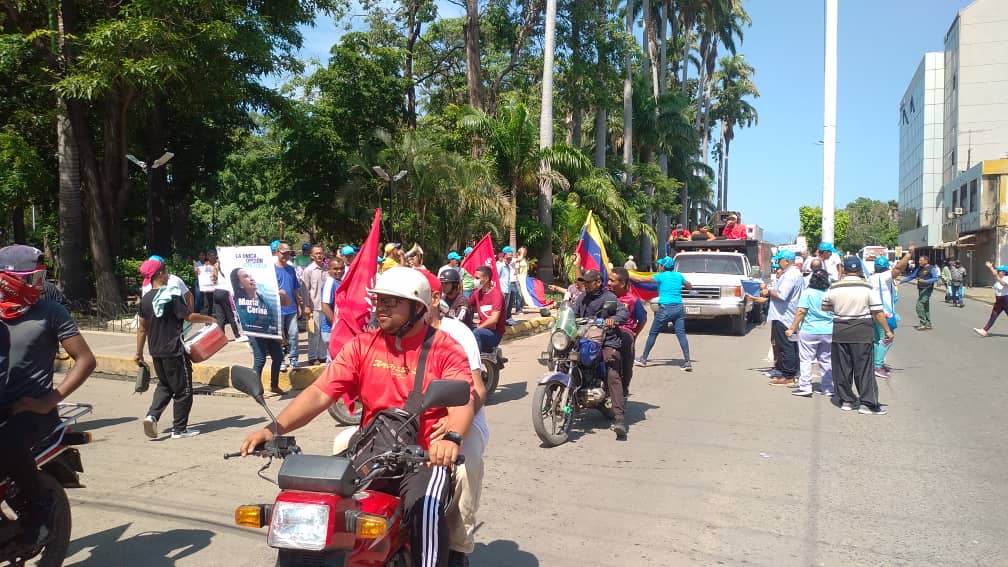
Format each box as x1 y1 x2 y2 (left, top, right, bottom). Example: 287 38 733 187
127 151 175 254
372 165 407 242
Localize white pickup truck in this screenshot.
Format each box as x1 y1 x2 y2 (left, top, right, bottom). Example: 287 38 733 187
671 251 754 335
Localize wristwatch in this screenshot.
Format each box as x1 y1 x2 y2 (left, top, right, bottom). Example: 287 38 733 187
443 431 463 446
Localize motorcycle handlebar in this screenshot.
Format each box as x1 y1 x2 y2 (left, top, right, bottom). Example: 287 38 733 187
399 446 465 466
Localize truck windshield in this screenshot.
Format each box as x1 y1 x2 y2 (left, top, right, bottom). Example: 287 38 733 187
674 255 745 275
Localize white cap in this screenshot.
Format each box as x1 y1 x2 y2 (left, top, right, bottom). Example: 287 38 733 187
628 255 634 260
367 267 431 306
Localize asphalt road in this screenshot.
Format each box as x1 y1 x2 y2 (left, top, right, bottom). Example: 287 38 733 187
49 291 1008 566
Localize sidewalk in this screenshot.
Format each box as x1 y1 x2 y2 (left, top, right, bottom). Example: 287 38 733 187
57 310 555 391
934 282 995 305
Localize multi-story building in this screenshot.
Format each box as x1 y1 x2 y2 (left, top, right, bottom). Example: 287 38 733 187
937 0 1008 281
897 52 944 248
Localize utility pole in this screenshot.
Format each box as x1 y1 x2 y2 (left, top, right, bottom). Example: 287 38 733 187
821 0 838 244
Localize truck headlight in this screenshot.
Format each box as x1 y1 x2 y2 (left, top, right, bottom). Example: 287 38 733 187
268 501 330 550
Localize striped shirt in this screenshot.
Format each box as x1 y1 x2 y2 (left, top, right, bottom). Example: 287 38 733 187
821 276 882 343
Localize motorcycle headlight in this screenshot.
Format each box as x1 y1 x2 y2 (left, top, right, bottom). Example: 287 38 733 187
268 501 331 550
550 330 572 352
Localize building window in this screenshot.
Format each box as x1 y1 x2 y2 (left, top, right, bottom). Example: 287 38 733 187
970 179 977 212
952 189 958 210
960 184 967 210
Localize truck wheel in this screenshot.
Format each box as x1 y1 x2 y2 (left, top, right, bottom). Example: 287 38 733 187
731 313 747 335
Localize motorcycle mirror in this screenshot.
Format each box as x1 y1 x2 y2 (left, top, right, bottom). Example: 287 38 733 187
231 366 265 401
421 380 471 411
603 300 618 317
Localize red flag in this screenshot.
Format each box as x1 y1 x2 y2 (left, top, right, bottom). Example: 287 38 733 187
328 209 382 359
461 233 501 291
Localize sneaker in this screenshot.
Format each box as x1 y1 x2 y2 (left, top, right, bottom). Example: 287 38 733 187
171 429 200 439
279 362 289 372
858 405 888 416
506 318 518 326
765 369 783 378
235 335 249 343
633 359 647 368
791 388 813 397
820 390 834 397
974 328 988 337
681 362 693 372
612 417 627 439
143 415 158 439
840 402 856 411
270 386 287 396
874 367 891 379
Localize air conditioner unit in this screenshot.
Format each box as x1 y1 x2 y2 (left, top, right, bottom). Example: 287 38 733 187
954 207 964 215
947 212 955 219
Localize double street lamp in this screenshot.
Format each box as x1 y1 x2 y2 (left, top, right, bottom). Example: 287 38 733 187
372 165 407 242
128 151 175 254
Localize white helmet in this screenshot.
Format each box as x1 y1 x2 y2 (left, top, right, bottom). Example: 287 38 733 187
368 267 431 306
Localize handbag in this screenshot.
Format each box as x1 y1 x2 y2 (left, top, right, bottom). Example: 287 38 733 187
134 361 152 394
347 326 437 469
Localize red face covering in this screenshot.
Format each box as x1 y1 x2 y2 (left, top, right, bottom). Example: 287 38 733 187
0 270 44 320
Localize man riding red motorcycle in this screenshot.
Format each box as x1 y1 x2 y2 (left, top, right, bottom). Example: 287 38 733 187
241 267 475 567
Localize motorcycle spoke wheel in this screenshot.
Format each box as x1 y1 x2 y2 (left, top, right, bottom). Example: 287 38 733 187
532 382 571 447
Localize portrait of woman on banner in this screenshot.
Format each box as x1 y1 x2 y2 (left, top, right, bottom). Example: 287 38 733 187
230 267 282 337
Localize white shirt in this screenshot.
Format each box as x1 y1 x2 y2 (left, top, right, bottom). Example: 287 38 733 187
437 317 490 446
142 274 190 298
869 271 897 316
197 264 216 292
995 281 1008 297
823 254 842 281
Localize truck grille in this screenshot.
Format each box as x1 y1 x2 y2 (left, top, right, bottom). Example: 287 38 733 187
689 286 721 300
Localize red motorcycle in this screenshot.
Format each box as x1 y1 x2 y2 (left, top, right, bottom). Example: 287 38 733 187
0 403 92 567
225 367 467 566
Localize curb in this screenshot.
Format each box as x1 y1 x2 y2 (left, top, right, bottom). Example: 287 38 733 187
59 316 556 391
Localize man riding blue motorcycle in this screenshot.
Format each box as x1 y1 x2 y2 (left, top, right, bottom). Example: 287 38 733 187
573 270 630 438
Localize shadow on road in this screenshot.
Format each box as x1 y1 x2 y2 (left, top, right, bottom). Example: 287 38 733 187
488 380 528 405
556 400 660 445
471 539 539 566
65 523 213 566
74 416 137 432
186 415 267 435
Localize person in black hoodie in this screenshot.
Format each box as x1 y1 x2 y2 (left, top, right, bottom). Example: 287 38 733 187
574 270 630 438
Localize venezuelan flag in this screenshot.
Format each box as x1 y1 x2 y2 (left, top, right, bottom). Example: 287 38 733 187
575 211 611 284
628 270 659 301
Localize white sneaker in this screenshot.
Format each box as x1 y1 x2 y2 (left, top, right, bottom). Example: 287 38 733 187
858 406 888 416
143 415 158 439
974 328 988 337
235 336 249 343
840 402 856 411
171 429 200 439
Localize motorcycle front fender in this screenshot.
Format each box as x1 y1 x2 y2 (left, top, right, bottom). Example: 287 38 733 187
538 371 571 388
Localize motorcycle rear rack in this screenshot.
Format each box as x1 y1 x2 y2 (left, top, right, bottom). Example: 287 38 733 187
35 403 93 467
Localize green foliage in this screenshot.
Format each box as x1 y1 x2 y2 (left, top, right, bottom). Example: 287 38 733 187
842 197 899 251
799 205 850 252
0 128 49 209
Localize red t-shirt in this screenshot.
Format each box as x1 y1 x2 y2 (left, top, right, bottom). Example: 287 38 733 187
723 223 747 240
315 326 474 449
469 285 506 337
669 229 691 240
614 287 643 336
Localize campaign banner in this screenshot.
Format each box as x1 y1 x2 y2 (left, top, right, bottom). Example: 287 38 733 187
217 246 283 339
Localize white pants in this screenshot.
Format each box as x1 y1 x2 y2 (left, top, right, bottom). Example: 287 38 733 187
330 424 486 554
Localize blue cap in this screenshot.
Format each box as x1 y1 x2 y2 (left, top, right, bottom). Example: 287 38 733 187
997 265 1008 273
270 240 280 253
301 243 311 252
464 246 473 255
777 250 796 261
842 256 862 273
341 245 356 256
657 256 675 269
502 246 515 254
377 256 384 263
447 251 462 260
874 256 890 269
818 242 839 253
147 255 165 263
772 262 780 270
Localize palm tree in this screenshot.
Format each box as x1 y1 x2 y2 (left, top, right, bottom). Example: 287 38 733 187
712 53 758 210
539 0 559 281
460 98 593 250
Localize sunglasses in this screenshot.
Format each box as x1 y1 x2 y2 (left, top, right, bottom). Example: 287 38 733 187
374 296 403 309
279 250 292 256
5 269 46 288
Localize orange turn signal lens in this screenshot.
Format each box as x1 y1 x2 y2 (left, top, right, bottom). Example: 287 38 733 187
355 513 388 539
235 505 265 528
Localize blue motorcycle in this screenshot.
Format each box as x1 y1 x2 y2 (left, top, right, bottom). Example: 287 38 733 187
532 301 618 447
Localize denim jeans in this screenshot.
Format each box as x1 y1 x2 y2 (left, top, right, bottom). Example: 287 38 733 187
307 310 326 361
282 312 299 365
472 328 501 353
250 336 284 389
950 284 964 306
641 303 690 363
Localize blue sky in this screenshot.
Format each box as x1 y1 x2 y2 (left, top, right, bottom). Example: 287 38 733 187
287 0 972 242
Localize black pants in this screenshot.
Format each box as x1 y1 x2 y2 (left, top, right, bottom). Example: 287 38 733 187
603 346 625 418
213 289 240 337
0 409 60 501
148 355 194 433
367 463 452 567
201 291 215 316
772 321 798 377
617 329 636 393
831 341 880 410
